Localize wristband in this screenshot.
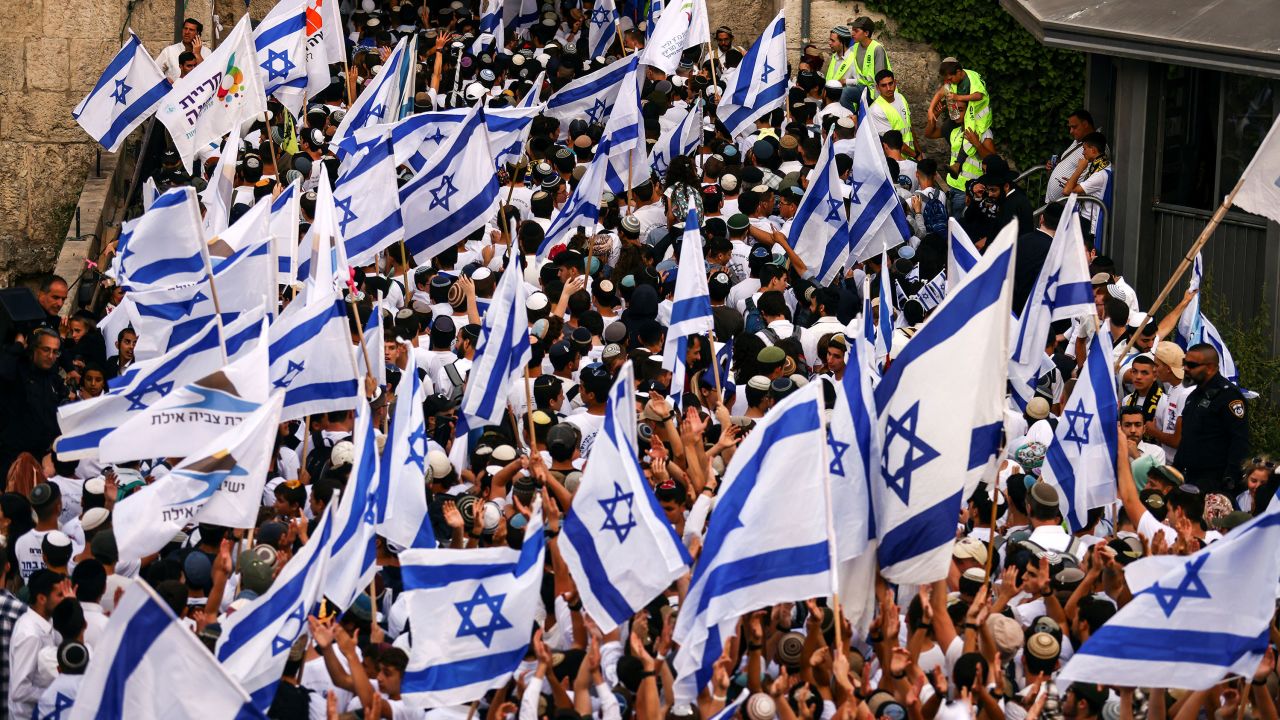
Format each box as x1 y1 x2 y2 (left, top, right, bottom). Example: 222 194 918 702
1253 678 1269 686
638 670 656 680
712 694 727 702
890 670 906 679
964 622 980 630
747 643 764 652
568 600 583 612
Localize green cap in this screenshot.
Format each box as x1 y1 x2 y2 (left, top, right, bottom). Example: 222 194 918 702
727 213 750 231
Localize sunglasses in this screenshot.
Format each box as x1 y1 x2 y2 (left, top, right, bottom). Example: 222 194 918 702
1183 361 1204 369
1252 457 1276 469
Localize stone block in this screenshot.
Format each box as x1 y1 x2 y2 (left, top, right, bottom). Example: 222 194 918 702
69 38 124 95
0 0 41 33
0 141 31 240
9 89 85 143
26 141 95 246
705 0 776 48
42 0 124 41
0 39 25 95
26 37 70 92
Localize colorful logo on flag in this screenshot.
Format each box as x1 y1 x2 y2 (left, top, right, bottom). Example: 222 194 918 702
216 52 248 105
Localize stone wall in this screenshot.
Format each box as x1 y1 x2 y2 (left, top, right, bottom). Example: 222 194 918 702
0 0 211 287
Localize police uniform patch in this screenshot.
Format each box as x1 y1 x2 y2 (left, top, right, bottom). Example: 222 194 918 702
1229 399 1246 418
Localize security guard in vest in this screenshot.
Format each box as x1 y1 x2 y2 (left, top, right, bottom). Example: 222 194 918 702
1174 343 1250 495
825 25 859 110
929 58 992 136
946 106 983 211
869 69 916 157
851 16 890 92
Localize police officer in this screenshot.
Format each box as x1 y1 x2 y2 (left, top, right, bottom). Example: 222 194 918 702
1174 343 1249 494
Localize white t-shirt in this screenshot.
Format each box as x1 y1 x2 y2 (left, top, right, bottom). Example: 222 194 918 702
563 412 606 456
1155 383 1194 458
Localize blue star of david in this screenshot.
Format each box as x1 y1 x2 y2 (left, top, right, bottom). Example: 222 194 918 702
369 103 386 119
827 429 851 477
429 174 459 210
110 78 132 105
1062 398 1092 453
363 490 378 523
273 359 305 389
1041 268 1062 307
271 602 307 655
262 48 297 82
45 691 75 720
407 429 427 469
1147 554 1211 617
455 584 512 647
498 140 523 160
760 58 775 84
848 178 865 204
824 196 843 223
585 98 608 124
651 149 666 170
882 401 939 504
334 194 358 236
598 482 636 543
124 379 174 411
591 4 612 26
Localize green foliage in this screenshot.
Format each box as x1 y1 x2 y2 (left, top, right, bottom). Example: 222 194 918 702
866 0 1086 169
1200 291 1280 455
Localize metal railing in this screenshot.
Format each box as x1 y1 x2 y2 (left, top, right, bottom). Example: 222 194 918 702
1032 194 1112 252
1015 165 1049 205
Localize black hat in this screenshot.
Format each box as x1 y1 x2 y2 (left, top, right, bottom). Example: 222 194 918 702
554 249 585 268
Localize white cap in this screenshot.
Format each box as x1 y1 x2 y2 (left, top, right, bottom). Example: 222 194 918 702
81 507 110 532
44 530 72 549
330 440 356 468
428 450 453 479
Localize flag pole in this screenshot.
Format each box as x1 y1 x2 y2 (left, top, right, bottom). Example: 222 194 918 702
345 299 376 398
981 486 999 585
522 367 539 454
705 42 720 90
199 243 230 364
707 329 722 394
815 385 843 652
1111 176 1246 372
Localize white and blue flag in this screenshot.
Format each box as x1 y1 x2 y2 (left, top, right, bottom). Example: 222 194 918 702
472 0 504 53
399 505 546 707
716 12 786 140
790 132 849 285
401 102 499 265
112 393 284 561
874 251 893 363
673 382 833 703
651 100 704 178
945 218 981 292
73 31 170 153
544 54 636 131
1058 503 1280 690
1041 325 1118 532
254 0 310 115
217 499 339 711
560 361 690 632
600 57 650 195
587 0 619 57
270 180 302 280
640 0 709 74
459 256 531 427
324 401 383 611
847 111 911 263
1177 253 1253 395
69 579 263 720
378 343 436 549
334 133 404 267
872 221 1016 585
331 36 414 151
1009 194 1094 409
539 135 613 256
115 187 208 291
662 209 714 403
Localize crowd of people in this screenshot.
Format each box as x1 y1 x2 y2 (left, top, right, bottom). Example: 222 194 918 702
0 0 1273 718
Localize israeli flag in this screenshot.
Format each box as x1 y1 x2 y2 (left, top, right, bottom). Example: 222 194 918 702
646 0 665 38
54 309 247 460
673 383 833 703
874 251 893 363
544 54 636 131
378 342 436 549
115 187 208 291
847 112 911 263
507 0 538 31
1058 503 1280 690
205 123 241 241
1041 325 1118 532
459 257 531 427
254 0 309 115
789 132 849 285
399 505 546 708
68 580 263 720
588 0 619 57
324 401 383 611
119 281 214 361
518 71 544 109
662 209 714 401
268 267 360 420
99 319 270 463
218 499 339 711
716 12 787 140
825 332 881 633
872 221 1016 585
487 106 542 170
333 134 404 267
356 304 386 387
640 0 709 74
600 58 650 195
331 36 414 151
73 31 170 153
270 180 302 279
401 103 499 265
539 134 613 256
343 110 461 171
651 100 704 178
1177 253 1254 396
561 361 690 632
472 0 504 53
112 393 284 561
1009 194 1094 407
945 218 980 292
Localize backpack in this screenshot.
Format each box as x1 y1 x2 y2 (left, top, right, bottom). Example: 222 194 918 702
743 297 766 334
921 189 948 237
